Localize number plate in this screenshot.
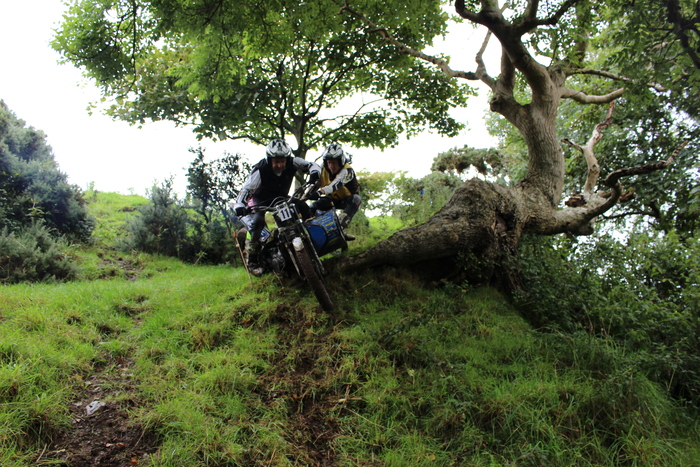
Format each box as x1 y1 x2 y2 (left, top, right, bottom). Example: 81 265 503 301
277 205 293 222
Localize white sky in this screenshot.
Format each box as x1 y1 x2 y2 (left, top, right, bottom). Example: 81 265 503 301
0 1 497 196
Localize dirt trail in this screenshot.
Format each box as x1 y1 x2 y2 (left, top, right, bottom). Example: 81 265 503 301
35 358 158 466
255 302 344 466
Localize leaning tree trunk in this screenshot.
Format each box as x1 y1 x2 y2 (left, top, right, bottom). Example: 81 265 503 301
337 178 552 288
336 69 568 287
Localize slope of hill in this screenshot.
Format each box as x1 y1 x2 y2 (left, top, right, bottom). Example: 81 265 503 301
1 192 698 466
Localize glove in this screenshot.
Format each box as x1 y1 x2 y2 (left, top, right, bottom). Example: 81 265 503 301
308 172 320 184
306 190 321 201
234 204 247 217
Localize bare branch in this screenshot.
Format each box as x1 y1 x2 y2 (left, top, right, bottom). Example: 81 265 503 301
553 121 686 236
474 30 496 89
561 102 615 197
340 3 480 81
560 87 625 104
580 140 684 222
568 68 668 92
590 103 616 146
602 210 657 220
472 1 512 90
604 141 687 187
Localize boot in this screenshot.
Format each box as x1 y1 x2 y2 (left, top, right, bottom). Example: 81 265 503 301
245 241 264 277
338 212 350 229
337 212 356 241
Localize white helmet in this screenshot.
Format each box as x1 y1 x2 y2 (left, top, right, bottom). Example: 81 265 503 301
266 139 293 160
321 143 346 166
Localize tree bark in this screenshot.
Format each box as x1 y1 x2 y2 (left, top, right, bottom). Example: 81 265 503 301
338 179 535 288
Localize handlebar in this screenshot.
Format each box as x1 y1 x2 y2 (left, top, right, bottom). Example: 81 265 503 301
243 181 317 215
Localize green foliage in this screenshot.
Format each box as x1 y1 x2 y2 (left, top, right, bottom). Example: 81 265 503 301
184 148 252 265
431 145 508 182
118 146 269 265
392 171 462 224
120 175 240 265
515 231 700 406
599 0 700 120
0 101 94 242
514 235 598 332
358 169 462 225
0 223 78 284
354 170 402 214
53 0 472 155
119 178 190 258
185 146 250 228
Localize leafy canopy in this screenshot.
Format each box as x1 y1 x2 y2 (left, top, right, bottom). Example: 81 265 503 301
52 0 473 156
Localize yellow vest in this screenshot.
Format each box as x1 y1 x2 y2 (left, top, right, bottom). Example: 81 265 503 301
321 163 353 201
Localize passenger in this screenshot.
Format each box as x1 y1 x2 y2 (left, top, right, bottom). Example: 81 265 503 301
306 143 361 240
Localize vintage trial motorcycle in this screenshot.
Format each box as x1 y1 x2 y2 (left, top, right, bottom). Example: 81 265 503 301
234 182 349 311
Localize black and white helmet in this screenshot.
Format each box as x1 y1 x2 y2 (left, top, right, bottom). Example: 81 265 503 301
266 139 293 161
321 143 346 166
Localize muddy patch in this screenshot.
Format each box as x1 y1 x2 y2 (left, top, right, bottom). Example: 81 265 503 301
35 358 159 466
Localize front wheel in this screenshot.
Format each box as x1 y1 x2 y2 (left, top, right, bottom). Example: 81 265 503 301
294 247 334 311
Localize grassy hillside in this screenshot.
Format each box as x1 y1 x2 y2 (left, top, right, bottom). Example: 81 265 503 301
1 192 699 466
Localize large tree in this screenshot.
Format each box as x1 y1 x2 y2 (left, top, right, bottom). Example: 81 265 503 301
52 0 472 158
53 0 699 283
337 0 699 284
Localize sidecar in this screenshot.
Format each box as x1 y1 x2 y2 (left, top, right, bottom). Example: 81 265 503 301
304 210 348 257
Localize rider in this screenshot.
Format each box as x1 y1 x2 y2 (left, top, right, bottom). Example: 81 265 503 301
233 139 321 276
307 143 361 238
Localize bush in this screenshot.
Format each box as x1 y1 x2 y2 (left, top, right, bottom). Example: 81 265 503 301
0 101 94 242
0 223 77 283
186 215 240 265
515 231 700 406
513 234 600 331
119 179 190 258
393 172 462 225
119 179 239 264
356 170 462 225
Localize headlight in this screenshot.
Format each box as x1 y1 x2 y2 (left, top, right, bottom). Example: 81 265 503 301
293 237 304 251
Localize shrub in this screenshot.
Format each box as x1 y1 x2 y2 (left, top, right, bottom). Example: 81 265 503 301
0 101 94 242
119 179 239 264
515 231 700 406
119 179 190 258
0 223 77 283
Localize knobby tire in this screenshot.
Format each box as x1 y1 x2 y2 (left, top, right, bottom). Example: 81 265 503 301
294 247 334 311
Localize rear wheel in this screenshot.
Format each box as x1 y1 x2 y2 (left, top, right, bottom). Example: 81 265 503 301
294 247 334 311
